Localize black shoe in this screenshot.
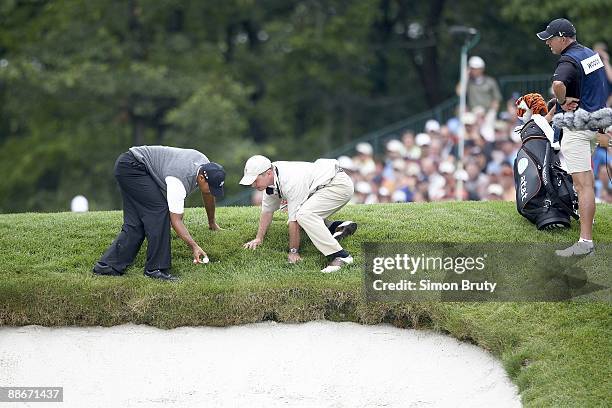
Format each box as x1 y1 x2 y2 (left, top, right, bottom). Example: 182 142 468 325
93 262 123 276
144 269 179 281
332 221 358 240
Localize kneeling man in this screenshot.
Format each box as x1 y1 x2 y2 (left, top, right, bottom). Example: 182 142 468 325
240 155 357 272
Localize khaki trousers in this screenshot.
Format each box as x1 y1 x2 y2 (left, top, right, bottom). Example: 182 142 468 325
296 171 354 256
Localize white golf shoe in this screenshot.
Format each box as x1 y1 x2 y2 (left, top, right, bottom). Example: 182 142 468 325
321 255 354 273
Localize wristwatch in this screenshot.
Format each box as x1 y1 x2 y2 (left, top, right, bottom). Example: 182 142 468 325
556 98 566 105
289 248 299 254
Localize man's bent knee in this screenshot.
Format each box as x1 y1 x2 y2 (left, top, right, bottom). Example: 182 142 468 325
296 210 316 227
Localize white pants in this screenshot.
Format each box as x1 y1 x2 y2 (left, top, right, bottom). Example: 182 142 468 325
561 129 597 173
296 171 354 256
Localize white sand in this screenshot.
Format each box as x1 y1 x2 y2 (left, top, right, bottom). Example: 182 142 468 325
0 321 521 407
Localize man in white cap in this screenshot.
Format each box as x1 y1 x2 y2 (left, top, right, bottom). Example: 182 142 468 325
240 155 357 273
461 55 502 113
353 142 376 176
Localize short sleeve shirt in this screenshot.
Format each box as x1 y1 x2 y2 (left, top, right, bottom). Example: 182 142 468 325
261 159 338 222
553 43 581 98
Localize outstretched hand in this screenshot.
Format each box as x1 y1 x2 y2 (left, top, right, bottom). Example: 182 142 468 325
244 238 262 250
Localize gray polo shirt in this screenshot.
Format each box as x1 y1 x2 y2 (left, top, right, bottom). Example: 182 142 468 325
467 75 502 110
129 145 209 195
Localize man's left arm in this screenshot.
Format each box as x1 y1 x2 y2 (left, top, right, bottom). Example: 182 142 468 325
201 191 220 231
287 220 301 264
285 187 304 263
552 61 580 111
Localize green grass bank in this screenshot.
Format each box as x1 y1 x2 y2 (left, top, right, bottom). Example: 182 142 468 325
0 202 610 407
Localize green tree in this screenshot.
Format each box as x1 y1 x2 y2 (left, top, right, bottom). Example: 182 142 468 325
0 0 253 211
1 0 608 212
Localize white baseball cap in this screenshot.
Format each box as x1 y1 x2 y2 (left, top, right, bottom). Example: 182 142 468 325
439 161 456 174
337 155 356 171
356 142 373 155
487 183 504 196
355 181 372 194
468 56 485 69
415 133 432 146
386 139 405 153
239 155 272 185
424 119 440 133
462 112 477 125
392 190 407 202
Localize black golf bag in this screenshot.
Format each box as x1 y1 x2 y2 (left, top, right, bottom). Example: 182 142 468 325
513 120 579 230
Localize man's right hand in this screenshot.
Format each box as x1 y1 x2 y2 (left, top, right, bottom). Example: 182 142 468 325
560 97 580 112
244 238 262 250
288 252 302 264
192 245 208 264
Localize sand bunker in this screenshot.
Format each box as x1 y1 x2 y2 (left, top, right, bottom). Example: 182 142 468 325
0 321 520 407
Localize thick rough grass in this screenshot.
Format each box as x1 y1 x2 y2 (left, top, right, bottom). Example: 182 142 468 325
0 202 610 407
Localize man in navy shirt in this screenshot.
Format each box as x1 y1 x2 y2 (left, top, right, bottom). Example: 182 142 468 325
537 18 608 256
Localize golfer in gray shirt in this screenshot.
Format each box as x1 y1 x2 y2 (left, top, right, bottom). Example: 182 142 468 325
93 146 225 281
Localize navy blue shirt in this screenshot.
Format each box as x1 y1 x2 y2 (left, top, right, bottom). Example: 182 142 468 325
553 43 580 98
553 42 607 112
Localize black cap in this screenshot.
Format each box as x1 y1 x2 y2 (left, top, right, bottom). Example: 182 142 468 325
200 162 225 197
537 18 576 40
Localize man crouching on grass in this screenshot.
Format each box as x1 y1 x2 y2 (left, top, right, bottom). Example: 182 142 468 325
240 155 357 273
93 145 225 281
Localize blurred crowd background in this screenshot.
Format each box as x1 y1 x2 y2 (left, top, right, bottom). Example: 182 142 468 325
252 51 612 206
0 1 610 212
335 72 612 205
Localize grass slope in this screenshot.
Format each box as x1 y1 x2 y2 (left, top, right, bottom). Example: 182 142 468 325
0 202 610 407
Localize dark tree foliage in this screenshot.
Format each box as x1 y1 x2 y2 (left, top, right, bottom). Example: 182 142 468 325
0 0 608 211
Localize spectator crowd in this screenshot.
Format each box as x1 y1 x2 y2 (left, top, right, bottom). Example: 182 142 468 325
338 53 612 205
251 50 611 207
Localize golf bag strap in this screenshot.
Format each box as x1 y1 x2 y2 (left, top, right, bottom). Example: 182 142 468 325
521 135 548 145
522 144 579 220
